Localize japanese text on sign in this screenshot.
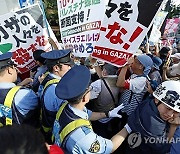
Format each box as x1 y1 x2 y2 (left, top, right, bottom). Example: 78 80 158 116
59 0 100 17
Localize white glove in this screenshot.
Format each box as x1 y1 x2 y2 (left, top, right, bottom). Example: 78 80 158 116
108 104 124 118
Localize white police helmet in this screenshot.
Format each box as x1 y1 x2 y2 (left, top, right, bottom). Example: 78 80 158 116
153 81 180 113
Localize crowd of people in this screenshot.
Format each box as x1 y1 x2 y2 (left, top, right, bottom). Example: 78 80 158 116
0 40 180 154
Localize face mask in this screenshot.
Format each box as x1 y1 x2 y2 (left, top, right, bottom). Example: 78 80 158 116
90 68 96 74
74 61 81 65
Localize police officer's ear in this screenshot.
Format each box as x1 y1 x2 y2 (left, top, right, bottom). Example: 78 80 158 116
53 64 62 72
82 90 90 103
82 95 86 102
7 66 14 75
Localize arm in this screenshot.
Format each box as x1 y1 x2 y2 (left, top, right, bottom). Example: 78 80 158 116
89 56 103 78
116 57 133 88
17 78 33 86
168 124 177 142
116 65 128 87
89 104 124 121
145 42 150 54
94 65 103 78
111 127 129 152
89 112 106 121
48 37 59 50
154 43 160 57
162 65 170 81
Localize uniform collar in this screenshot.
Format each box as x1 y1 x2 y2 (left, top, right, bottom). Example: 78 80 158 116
49 73 61 80
0 82 16 89
68 104 89 119
37 65 47 71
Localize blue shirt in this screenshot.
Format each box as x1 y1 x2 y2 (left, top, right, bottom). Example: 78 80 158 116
42 73 64 112
61 105 113 154
0 82 39 115
170 126 180 154
32 65 47 92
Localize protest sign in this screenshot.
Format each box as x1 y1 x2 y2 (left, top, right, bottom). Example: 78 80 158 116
162 18 180 46
92 0 164 67
149 25 162 44
0 4 56 73
57 0 108 57
149 10 168 44
0 0 39 15
153 11 168 30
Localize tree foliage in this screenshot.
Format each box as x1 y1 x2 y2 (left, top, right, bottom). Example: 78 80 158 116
43 0 59 26
167 4 180 18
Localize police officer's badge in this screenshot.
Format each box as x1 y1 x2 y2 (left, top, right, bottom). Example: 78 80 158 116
89 140 100 153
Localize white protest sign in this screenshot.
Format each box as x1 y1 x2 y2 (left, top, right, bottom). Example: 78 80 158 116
57 0 108 57
92 0 165 67
0 4 56 73
149 25 161 43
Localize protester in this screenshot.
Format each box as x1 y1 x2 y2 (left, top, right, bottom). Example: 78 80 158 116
0 52 40 127
127 80 180 154
168 53 180 77
116 54 153 116
0 124 64 154
170 126 180 154
162 53 180 81
149 55 163 85
0 124 48 154
52 65 131 153
159 46 171 75
89 63 120 138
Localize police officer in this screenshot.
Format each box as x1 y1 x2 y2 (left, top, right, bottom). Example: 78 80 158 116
39 49 73 143
31 49 47 92
0 52 39 127
52 65 132 153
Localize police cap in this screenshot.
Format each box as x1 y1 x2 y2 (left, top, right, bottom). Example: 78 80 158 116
0 52 14 69
41 49 73 65
33 49 46 64
55 65 91 100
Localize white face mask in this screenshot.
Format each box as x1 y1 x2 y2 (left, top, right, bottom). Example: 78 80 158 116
74 61 81 65
90 68 96 74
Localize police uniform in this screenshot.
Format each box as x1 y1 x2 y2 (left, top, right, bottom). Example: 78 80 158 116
32 49 47 92
0 52 39 127
52 65 113 153
39 49 73 141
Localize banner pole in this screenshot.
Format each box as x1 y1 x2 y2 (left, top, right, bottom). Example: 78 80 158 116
39 0 53 49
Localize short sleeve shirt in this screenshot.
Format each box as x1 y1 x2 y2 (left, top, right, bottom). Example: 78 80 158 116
64 105 113 154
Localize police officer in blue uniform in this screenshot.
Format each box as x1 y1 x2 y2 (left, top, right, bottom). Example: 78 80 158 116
0 52 40 127
52 65 132 153
32 49 47 92
39 49 74 143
